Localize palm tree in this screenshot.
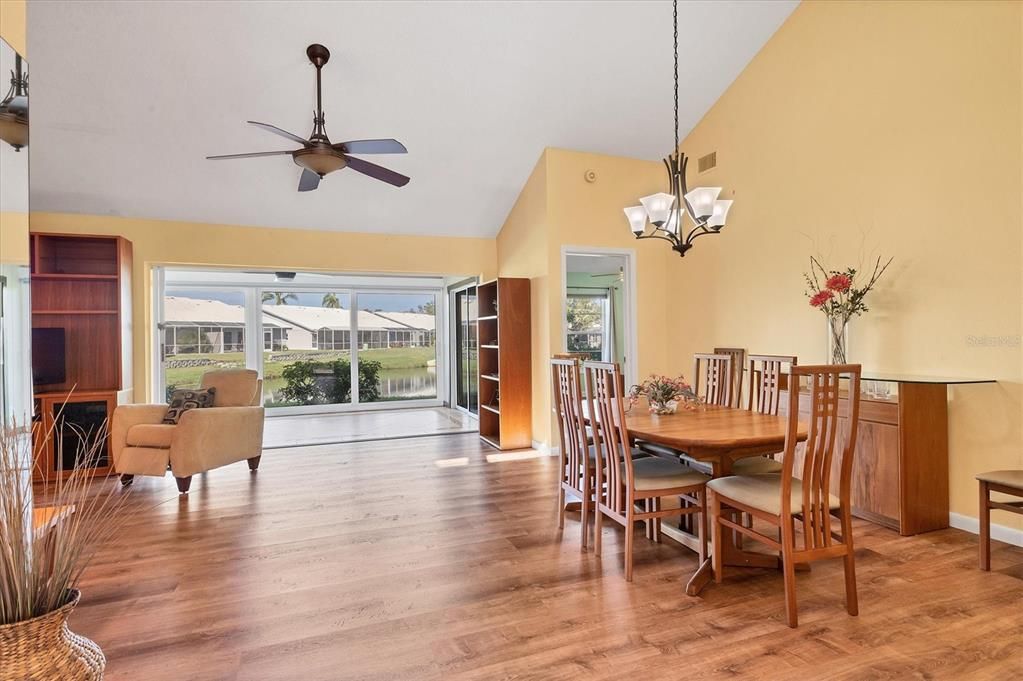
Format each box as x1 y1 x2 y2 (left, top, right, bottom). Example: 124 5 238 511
262 291 297 305
322 293 341 309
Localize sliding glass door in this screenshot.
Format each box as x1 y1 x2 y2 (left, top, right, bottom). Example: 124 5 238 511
354 292 439 403
451 285 478 415
155 269 447 414
161 287 247 400
260 290 353 408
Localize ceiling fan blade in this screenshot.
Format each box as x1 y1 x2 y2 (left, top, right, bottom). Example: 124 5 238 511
248 121 311 146
344 155 410 187
206 150 295 160
298 168 320 192
335 139 407 155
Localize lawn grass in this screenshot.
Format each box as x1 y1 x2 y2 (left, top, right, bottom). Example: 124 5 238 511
165 346 436 389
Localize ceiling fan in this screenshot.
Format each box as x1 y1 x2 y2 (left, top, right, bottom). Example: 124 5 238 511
589 267 624 283
206 44 409 192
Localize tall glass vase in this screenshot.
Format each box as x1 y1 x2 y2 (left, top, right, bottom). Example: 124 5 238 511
828 316 849 364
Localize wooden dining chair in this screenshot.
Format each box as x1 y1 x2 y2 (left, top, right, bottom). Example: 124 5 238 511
584 360 711 582
714 347 746 409
731 354 799 476
693 353 733 407
551 357 595 549
977 470 1023 570
708 364 863 628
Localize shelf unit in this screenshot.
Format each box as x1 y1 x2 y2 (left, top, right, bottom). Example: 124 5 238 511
30 233 133 482
477 278 531 450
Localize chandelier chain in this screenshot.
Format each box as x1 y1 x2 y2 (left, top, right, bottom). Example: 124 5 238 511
673 0 679 154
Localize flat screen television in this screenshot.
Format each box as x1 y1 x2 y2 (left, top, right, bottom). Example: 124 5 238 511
32 328 66 386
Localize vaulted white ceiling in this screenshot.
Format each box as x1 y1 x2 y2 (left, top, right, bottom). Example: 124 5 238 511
27 0 796 238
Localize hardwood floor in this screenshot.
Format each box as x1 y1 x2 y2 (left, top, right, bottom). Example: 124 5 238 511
72 435 1023 680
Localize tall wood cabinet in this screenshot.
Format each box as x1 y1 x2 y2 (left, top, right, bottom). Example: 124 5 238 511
30 233 133 481
477 278 531 450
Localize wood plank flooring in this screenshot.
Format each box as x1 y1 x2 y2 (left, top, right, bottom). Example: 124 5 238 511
71 435 1023 680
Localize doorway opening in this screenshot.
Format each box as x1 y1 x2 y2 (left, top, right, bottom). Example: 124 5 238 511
561 249 636 387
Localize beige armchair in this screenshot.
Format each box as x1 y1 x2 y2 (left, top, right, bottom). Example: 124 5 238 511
112 369 265 494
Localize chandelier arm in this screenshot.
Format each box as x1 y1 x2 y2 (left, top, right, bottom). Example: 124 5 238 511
686 225 718 244
635 233 679 246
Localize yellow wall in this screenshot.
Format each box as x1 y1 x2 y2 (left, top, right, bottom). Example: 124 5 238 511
0 212 29 264
0 0 26 58
30 212 497 400
671 0 1023 527
496 148 669 445
496 153 552 440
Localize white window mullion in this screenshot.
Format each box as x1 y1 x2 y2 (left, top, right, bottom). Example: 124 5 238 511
350 291 359 405
245 288 263 382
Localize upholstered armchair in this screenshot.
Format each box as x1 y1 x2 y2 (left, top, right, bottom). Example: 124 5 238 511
112 369 265 494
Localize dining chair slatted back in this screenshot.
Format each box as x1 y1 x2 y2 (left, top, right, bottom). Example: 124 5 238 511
694 353 733 408
782 364 861 552
551 357 593 548
585 359 711 582
713 347 746 408
585 361 633 515
747 355 798 415
708 363 862 627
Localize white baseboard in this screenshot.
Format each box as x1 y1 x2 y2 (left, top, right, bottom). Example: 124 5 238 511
949 512 1023 548
532 440 558 456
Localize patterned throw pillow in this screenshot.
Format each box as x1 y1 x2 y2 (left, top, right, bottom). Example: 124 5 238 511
163 387 217 425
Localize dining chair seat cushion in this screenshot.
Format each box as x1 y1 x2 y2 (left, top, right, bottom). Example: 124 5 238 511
624 456 711 491
707 474 839 516
732 456 784 475
589 444 649 461
635 440 685 459
975 470 1023 489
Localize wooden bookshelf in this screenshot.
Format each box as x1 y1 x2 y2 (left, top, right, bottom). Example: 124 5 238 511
477 278 531 450
30 233 133 482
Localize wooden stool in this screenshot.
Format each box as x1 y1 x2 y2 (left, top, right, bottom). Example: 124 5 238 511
977 470 1023 570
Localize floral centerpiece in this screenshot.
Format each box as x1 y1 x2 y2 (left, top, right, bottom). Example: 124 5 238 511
629 374 700 415
804 255 892 363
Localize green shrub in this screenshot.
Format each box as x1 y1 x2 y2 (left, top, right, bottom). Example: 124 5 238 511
279 359 381 405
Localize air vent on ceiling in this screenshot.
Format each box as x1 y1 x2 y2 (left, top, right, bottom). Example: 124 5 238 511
697 151 717 173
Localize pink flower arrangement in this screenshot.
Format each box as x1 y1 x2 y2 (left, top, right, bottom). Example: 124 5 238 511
629 374 700 414
803 255 892 319
804 254 892 363
825 273 852 293
809 289 834 308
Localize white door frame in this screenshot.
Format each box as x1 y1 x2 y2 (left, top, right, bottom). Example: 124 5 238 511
560 246 639 389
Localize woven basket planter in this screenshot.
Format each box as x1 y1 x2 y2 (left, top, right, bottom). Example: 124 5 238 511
0 590 105 680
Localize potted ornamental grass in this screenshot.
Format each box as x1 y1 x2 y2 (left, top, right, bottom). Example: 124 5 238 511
629 374 700 415
0 419 128 679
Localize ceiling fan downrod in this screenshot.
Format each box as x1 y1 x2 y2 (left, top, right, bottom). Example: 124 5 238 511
307 43 330 143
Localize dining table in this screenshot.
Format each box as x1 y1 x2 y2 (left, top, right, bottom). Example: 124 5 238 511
584 400 808 595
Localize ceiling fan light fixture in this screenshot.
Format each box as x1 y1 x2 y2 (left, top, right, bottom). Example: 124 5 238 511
0 111 28 150
0 53 28 151
293 147 347 176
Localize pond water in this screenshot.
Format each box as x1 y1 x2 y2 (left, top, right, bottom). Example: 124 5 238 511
263 366 437 407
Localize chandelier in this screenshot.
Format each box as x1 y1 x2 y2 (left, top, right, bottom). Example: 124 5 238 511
623 0 732 257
